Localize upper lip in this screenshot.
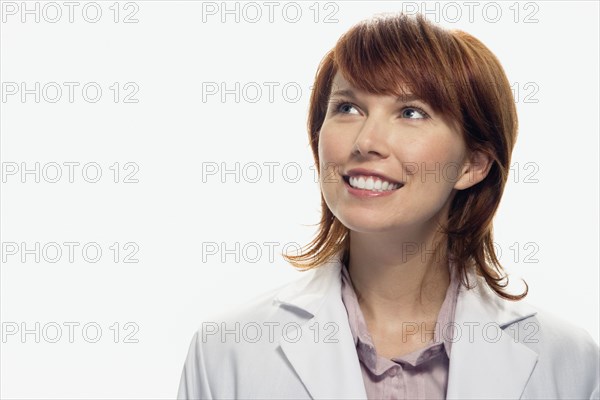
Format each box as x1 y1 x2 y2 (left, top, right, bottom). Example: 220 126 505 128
344 168 404 185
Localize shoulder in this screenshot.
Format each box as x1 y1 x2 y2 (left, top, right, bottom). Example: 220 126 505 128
187 266 326 354
473 272 600 370
510 301 599 360
178 268 328 399
456 272 599 398
504 300 599 397
463 271 598 360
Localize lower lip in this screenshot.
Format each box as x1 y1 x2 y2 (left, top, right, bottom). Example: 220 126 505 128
344 178 402 198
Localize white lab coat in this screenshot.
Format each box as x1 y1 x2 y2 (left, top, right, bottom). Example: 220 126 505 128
177 253 600 399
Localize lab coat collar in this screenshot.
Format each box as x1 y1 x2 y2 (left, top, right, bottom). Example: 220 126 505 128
274 251 540 399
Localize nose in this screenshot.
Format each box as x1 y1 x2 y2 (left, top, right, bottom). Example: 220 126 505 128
351 116 391 159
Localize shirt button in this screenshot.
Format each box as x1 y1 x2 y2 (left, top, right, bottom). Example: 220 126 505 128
387 368 397 377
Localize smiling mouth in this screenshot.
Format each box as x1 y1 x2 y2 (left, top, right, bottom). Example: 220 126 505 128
342 175 404 192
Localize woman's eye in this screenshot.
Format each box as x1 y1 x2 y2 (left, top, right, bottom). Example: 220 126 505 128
335 102 359 115
401 107 428 119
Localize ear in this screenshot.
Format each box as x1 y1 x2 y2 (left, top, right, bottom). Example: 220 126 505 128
454 150 493 190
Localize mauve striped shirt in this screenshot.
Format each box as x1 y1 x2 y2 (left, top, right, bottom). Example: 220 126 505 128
340 261 460 400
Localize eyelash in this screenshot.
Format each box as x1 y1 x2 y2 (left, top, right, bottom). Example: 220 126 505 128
329 100 430 119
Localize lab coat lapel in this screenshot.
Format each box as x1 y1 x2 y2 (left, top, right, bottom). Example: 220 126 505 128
275 256 368 399
275 254 540 400
446 273 539 399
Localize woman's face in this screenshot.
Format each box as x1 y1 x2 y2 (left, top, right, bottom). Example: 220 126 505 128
318 72 478 236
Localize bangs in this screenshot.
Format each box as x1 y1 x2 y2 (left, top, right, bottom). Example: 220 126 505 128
332 13 464 125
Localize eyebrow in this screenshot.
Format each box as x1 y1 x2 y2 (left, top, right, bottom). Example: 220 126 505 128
329 88 423 103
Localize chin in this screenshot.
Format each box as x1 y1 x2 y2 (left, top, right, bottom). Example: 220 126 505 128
337 214 407 234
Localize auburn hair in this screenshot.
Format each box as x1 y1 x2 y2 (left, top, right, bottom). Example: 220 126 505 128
283 13 527 301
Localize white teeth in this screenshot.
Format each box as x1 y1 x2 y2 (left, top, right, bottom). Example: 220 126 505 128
348 175 400 191
358 176 366 188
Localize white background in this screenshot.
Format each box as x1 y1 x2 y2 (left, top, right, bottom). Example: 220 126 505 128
1 1 598 398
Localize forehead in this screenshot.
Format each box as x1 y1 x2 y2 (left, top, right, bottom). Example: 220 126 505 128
330 72 351 89
328 73 358 98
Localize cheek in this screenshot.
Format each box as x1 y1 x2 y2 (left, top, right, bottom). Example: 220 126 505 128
400 135 465 184
318 126 347 166
317 128 348 198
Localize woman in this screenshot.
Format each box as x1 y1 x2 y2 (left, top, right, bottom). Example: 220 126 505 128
178 13 599 400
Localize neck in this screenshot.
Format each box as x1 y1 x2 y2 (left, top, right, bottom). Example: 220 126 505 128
346 228 451 331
